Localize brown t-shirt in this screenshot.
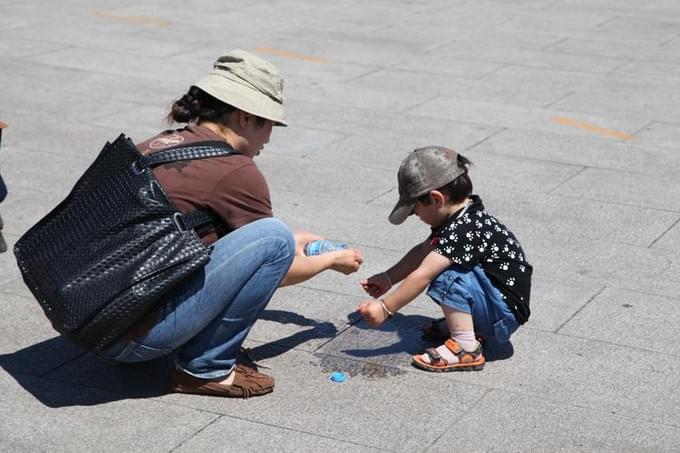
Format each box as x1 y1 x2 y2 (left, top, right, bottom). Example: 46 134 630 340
136 125 273 245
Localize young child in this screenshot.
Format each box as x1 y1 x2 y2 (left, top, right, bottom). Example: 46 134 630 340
358 146 532 371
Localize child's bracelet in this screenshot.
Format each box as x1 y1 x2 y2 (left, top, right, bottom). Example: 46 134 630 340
381 272 393 286
378 299 394 318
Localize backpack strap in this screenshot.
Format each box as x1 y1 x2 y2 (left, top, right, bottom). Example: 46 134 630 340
136 140 235 169
134 140 236 233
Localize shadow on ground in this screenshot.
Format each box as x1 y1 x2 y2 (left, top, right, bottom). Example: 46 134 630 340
0 337 169 408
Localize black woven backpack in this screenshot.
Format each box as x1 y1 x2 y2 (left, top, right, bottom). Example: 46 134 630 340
14 134 234 351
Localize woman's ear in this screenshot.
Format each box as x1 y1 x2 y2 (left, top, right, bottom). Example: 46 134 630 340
430 190 446 207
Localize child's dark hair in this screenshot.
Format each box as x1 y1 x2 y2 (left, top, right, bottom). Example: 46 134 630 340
417 154 473 205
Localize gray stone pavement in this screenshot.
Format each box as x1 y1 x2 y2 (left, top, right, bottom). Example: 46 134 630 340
1 0 680 451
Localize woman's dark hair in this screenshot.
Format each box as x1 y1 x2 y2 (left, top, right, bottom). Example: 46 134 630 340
166 86 237 125
417 154 473 205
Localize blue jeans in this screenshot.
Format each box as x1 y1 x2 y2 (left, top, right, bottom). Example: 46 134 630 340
427 265 519 358
100 218 295 379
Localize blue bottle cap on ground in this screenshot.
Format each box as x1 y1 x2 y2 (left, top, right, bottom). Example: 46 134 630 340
330 371 346 383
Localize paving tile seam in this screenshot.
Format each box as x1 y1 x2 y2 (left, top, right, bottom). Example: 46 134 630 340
405 105 645 139
364 187 396 205
542 90 576 109
466 122 678 156
554 285 607 334
572 276 680 305
291 98 495 130
167 413 222 453
38 351 90 378
546 166 589 195
395 93 441 114
530 191 680 216
530 326 680 361
423 388 494 452
649 217 680 249
476 62 513 81
183 412 391 452
462 147 592 173
485 385 680 432
605 58 636 75
463 127 507 151
659 32 680 47
543 45 680 67
275 346 680 432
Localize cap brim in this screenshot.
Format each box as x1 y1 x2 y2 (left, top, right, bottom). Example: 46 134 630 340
388 198 415 225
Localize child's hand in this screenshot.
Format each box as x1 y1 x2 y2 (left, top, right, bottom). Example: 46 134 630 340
360 273 392 298
356 300 388 327
329 248 364 275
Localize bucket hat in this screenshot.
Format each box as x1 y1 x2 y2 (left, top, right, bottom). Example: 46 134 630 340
388 146 467 225
194 49 287 126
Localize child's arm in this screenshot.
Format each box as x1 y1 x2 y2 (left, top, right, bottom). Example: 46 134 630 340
356 250 451 327
360 238 432 298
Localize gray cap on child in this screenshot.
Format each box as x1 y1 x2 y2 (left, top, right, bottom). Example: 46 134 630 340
388 146 467 225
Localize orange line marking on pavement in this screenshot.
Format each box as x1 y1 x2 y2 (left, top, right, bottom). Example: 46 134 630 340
255 47 327 64
552 115 635 141
91 10 171 28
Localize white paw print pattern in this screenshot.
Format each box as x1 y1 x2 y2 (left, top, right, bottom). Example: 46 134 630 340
475 220 483 228
463 253 473 262
463 244 473 252
466 231 474 240
484 219 493 226
484 231 493 239
500 262 509 271
507 238 515 245
491 244 500 253
519 265 526 272
449 233 458 242
506 277 515 286
445 247 453 254
508 251 516 259
453 257 462 265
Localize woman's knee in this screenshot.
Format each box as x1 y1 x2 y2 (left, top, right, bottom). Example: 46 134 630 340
252 217 295 260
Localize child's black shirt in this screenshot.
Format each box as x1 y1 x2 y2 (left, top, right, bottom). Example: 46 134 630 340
429 195 532 323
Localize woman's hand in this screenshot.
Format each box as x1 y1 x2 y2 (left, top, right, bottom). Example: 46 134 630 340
356 299 388 328
360 272 392 298
329 248 364 274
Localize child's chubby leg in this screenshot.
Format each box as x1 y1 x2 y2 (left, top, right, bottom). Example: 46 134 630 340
413 306 485 372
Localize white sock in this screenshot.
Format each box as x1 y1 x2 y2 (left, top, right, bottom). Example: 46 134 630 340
451 330 479 352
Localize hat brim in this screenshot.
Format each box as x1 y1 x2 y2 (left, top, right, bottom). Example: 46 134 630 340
388 197 415 225
195 73 288 127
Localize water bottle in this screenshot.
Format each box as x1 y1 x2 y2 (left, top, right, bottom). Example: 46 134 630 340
303 240 349 256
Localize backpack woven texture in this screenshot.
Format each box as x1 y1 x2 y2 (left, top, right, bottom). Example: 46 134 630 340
14 134 233 351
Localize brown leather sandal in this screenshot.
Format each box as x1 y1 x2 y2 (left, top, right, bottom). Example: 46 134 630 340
168 363 274 398
412 338 485 372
